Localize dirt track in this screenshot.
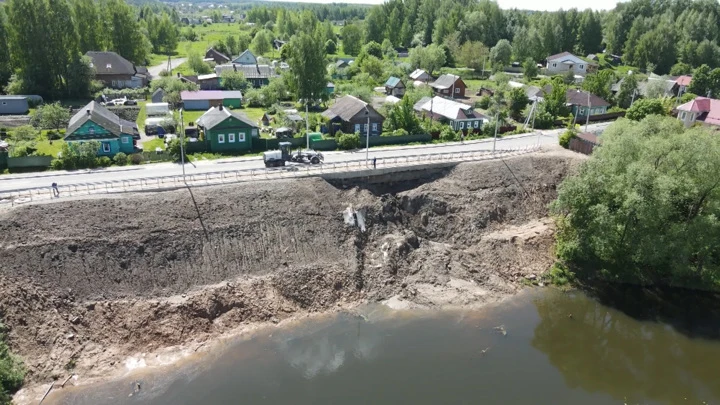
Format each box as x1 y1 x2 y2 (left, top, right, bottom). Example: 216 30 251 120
0 148 584 402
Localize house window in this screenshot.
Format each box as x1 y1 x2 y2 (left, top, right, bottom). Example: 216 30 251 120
459 122 464 129
1 102 5 105
88 127 95 134
229 133 236 142
474 121 479 128
455 87 460 94
102 143 111 153
553 63 557 67
372 123 378 131
218 134 225 143
239 132 246 142
443 89 448 94
355 124 360 133
111 80 117 87
251 129 258 137
106 63 112 69
681 112 687 120
580 65 584 69
121 136 129 144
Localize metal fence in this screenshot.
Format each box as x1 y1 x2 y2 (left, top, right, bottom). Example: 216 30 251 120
0 145 540 207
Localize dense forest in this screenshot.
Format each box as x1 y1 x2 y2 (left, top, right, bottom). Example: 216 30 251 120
2 0 720 99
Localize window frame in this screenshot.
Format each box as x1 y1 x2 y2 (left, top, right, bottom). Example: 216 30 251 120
102 142 111 153
218 134 225 143
228 133 236 143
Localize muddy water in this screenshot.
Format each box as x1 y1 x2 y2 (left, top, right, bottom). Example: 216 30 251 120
47 288 720 405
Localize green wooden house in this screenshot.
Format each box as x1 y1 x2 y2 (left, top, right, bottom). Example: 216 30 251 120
196 106 259 153
65 101 138 156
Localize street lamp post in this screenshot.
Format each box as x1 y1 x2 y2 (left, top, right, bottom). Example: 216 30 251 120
305 94 313 151
492 113 499 153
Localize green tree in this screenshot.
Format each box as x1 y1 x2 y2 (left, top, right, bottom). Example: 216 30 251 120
103 0 151 64
616 73 639 109
523 58 538 79
361 41 383 60
508 87 529 120
670 62 693 76
689 64 712 97
341 23 363 56
325 40 337 55
337 132 360 149
151 77 198 107
65 54 94 98
551 116 720 287
408 44 446 75
581 70 614 103
72 0 102 53
456 41 489 73
544 79 569 119
360 55 384 78
237 32 252 54
153 13 178 55
187 51 212 75
489 39 512 70
575 10 602 55
287 32 328 103
381 39 397 59
225 34 238 56
251 29 272 55
34 102 70 131
625 98 669 121
385 95 422 134
364 6 386 44
219 70 248 91
0 7 10 88
0 325 25 405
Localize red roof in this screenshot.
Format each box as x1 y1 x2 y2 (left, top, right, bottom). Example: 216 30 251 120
676 75 692 87
677 96 720 126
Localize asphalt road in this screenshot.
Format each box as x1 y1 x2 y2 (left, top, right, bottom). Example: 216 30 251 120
148 58 188 80
0 122 612 193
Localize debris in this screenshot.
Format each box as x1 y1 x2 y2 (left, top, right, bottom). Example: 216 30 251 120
493 325 507 336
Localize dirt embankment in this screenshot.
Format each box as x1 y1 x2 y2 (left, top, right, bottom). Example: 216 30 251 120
0 150 582 399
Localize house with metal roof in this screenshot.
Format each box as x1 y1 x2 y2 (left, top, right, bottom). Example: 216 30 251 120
232 49 258 65
430 74 467 98
205 47 231 64
86 51 148 89
64 101 137 156
409 69 430 82
384 77 406 97
0 96 29 115
545 52 597 76
566 89 611 117
414 96 488 132
214 64 278 88
677 96 720 128
196 106 259 152
181 90 243 110
321 95 385 136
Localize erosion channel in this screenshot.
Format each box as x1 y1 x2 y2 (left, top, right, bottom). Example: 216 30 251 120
0 150 581 403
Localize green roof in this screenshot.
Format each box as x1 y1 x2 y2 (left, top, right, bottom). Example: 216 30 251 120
385 76 402 88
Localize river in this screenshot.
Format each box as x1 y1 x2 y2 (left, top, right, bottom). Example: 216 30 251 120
46 287 720 405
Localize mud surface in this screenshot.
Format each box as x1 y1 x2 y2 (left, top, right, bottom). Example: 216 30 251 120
0 149 583 401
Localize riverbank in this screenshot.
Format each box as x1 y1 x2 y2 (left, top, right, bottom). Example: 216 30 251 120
0 148 585 403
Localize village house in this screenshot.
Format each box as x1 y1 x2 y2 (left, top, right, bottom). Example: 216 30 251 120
409 69 431 83
430 74 467 98
64 101 138 157
205 48 231 64
181 90 243 110
86 51 148 89
232 49 258 65
321 95 385 136
178 73 221 90
676 96 720 128
545 52 597 76
566 89 611 117
611 75 679 98
151 88 165 103
413 96 488 132
196 106 259 153
676 75 693 95
214 64 277 88
384 77 406 97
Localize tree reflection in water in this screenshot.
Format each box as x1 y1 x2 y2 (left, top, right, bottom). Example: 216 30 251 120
532 290 720 405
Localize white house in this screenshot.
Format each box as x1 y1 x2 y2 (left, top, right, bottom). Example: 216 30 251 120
409 69 431 82
545 52 596 76
676 96 720 128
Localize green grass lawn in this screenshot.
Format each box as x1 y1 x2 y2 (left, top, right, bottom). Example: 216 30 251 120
136 101 147 130
142 137 165 152
149 23 256 64
35 140 65 158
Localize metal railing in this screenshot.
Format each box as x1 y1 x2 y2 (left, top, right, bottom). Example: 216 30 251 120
0 145 540 207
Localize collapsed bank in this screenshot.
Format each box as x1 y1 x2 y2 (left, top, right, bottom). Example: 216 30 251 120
0 149 583 403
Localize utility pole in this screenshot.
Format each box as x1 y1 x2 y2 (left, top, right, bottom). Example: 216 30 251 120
305 94 311 150
585 91 591 132
492 113 499 152
179 108 186 183
365 108 370 166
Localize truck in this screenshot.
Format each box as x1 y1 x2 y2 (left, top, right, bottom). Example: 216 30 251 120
263 142 324 168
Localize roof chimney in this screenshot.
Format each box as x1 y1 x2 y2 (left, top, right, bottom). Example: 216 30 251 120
177 72 181 78
219 105 223 111
86 109 90 115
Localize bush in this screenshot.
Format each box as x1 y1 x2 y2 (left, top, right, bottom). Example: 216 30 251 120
626 98 668 121
439 126 458 142
46 130 63 140
544 262 575 286
0 325 25 405
97 156 112 167
477 95 491 109
51 159 63 170
130 153 143 165
559 128 576 148
391 128 409 137
113 152 128 166
337 132 360 150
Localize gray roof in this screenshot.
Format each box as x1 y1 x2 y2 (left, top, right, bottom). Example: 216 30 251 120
86 51 135 76
214 64 278 79
415 96 483 121
196 106 257 130
430 74 462 90
286 114 304 122
66 101 138 138
413 96 432 112
322 95 374 121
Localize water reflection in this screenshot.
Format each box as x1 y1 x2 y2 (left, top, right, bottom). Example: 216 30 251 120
532 291 720 405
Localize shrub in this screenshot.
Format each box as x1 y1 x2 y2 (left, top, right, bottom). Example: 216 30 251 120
113 152 128 166
392 128 409 137
51 159 63 170
0 327 25 404
477 95 491 109
439 126 458 142
46 130 63 140
559 128 576 148
130 153 143 165
337 132 360 150
544 262 575 286
97 156 112 167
